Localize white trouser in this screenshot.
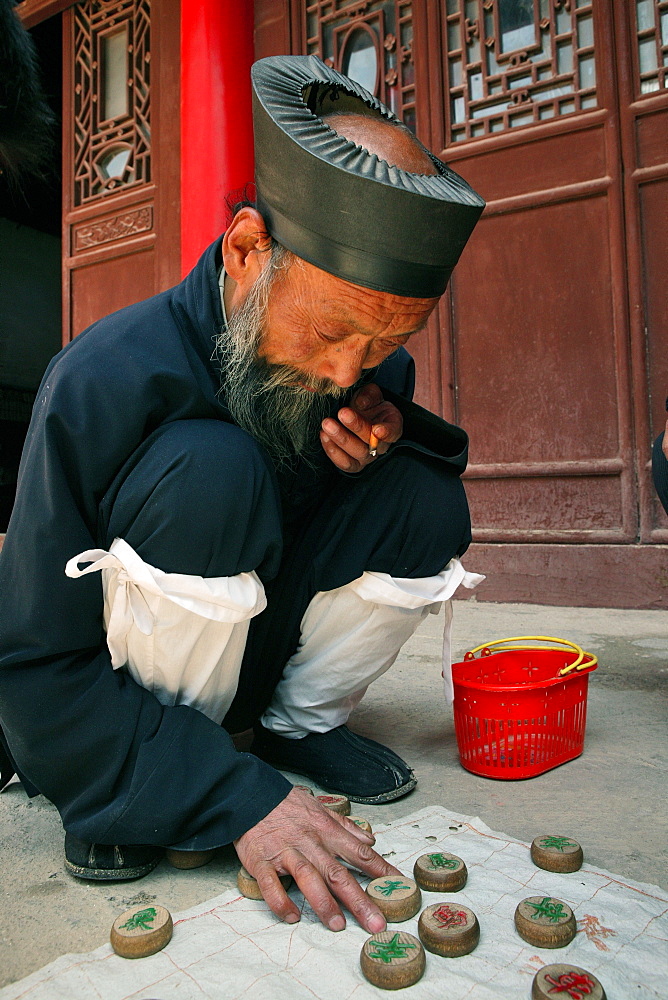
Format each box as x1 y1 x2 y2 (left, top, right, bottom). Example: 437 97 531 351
66 540 483 730
65 538 266 724
261 559 484 737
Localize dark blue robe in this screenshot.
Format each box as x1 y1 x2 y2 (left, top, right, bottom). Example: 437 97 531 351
0 238 470 849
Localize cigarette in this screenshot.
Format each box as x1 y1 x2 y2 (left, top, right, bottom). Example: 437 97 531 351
368 431 379 458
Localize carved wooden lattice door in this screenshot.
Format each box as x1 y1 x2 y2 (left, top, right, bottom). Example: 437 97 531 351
62 0 179 341
277 0 667 606
424 0 636 563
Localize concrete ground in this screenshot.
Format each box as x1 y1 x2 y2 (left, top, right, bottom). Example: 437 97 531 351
0 600 666 989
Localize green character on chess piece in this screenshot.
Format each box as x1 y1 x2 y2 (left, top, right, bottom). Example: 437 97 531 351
427 852 459 870
361 931 426 989
515 896 577 949
119 907 157 932
366 875 422 921
527 897 568 923
539 836 577 852
375 879 411 897
369 932 417 963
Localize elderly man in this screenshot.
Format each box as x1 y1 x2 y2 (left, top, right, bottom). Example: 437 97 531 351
0 57 484 934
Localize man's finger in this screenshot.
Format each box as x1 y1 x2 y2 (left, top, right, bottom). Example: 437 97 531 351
351 384 384 411
336 407 369 438
334 836 404 883
252 862 301 924
338 814 376 844
284 852 348 931
323 414 371 451
297 849 387 934
320 431 364 472
341 400 403 445
318 857 387 934
337 407 394 445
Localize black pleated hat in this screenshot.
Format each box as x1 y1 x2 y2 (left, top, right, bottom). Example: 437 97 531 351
251 55 485 298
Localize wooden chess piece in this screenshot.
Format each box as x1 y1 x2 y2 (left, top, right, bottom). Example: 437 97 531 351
237 865 292 900
515 896 577 948
366 876 421 922
532 963 606 999
413 851 467 892
316 793 350 816
360 931 425 989
110 904 173 959
531 835 583 873
418 901 480 957
166 848 216 869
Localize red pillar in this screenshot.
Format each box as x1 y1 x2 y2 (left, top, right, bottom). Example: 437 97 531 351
180 0 255 276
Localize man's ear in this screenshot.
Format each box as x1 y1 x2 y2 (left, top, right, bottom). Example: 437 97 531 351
222 207 272 291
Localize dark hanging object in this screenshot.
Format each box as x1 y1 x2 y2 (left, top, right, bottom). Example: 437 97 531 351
0 0 55 184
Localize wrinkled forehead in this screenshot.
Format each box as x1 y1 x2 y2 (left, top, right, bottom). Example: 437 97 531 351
269 251 440 334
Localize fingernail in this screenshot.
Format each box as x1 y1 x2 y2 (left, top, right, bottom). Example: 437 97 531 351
369 914 386 933
285 913 300 924
329 915 346 932
320 432 330 443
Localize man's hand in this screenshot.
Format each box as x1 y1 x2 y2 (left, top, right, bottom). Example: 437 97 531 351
320 384 403 472
234 788 403 932
663 418 668 461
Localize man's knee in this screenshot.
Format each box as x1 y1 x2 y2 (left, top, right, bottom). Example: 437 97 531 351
371 449 471 576
100 419 283 577
303 449 471 589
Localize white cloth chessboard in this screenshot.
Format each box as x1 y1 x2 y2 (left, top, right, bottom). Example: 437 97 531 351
2 805 666 1000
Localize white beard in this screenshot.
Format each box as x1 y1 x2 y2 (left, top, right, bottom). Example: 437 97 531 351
214 251 348 464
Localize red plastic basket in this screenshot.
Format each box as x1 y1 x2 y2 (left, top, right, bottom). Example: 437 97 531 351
452 636 598 780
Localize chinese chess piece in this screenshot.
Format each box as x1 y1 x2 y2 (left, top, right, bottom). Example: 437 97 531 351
110 904 173 959
515 896 577 948
360 931 426 989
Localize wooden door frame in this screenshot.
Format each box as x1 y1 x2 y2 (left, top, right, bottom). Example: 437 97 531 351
16 0 75 29
613 4 668 545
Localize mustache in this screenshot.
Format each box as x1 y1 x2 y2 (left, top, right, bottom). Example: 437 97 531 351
250 358 346 399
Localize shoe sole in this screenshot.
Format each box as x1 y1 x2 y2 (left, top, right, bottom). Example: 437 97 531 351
261 758 418 804
331 776 417 804
64 857 161 881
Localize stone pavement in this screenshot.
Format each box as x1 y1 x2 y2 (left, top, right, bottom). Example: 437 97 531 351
0 600 666 989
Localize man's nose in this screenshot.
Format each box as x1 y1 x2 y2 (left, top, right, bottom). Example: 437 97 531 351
321 343 368 388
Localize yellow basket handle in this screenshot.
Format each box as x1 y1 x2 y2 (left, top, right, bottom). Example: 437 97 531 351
464 635 598 676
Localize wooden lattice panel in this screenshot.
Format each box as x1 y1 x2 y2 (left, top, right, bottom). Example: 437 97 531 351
303 1 416 131
73 0 151 205
443 0 598 143
634 0 668 95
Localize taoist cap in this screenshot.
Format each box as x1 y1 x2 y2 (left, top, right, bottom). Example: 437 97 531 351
251 55 485 298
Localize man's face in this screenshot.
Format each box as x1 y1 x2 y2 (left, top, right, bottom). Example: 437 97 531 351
259 256 439 390
218 244 440 464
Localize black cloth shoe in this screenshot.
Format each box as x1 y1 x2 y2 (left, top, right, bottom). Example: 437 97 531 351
64 833 163 881
250 724 417 804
